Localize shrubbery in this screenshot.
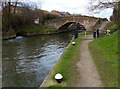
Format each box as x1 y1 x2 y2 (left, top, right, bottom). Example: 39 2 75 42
2 6 60 33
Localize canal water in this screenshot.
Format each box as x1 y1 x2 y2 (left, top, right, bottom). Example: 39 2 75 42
2 33 72 87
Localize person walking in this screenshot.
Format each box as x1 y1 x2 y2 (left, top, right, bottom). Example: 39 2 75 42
106 29 111 35
72 23 79 39
73 29 78 39
96 29 99 38
93 29 97 38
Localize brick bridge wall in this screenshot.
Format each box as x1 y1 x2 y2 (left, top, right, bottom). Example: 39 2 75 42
45 16 107 31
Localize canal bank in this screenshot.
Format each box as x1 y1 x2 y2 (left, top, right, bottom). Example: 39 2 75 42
40 38 84 87
19 30 69 37
2 27 70 40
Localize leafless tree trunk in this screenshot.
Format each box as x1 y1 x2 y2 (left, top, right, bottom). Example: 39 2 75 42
8 0 11 31
14 0 18 14
110 1 120 24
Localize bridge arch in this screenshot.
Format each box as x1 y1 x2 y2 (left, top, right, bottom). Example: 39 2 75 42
58 22 86 31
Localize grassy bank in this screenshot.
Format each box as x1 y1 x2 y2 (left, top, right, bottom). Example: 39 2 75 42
107 24 120 30
41 38 84 87
89 31 119 87
23 27 56 32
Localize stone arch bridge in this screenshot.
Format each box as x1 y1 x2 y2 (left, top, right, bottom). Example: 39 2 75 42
45 16 107 31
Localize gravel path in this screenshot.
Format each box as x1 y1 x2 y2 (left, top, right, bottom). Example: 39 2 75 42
76 40 103 87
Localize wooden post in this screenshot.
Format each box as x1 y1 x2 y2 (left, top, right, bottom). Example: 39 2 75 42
8 0 11 31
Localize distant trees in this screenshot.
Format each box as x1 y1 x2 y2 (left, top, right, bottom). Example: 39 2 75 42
1 0 60 33
2 0 14 32
1 0 30 32
11 7 34 29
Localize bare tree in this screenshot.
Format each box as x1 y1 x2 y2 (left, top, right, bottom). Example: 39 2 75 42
13 0 18 13
2 0 44 32
88 0 120 24
110 1 120 24
88 0 118 13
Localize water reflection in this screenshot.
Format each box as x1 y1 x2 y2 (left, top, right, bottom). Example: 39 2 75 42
2 33 72 87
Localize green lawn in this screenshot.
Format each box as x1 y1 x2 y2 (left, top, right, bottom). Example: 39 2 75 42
46 38 84 87
89 30 119 87
23 27 56 32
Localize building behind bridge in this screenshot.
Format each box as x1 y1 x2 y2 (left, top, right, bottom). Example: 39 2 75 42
50 10 71 17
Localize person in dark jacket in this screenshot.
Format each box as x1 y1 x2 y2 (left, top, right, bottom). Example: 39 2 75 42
97 29 99 38
93 29 97 38
72 29 78 39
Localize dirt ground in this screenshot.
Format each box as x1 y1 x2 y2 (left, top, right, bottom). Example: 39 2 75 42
76 39 103 87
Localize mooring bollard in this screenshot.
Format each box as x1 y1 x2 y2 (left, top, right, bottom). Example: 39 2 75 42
85 31 86 37
72 42 75 45
55 73 63 83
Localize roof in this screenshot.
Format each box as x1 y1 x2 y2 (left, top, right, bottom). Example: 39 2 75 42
50 10 61 16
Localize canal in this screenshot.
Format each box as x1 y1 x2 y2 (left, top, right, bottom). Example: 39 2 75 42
2 33 72 88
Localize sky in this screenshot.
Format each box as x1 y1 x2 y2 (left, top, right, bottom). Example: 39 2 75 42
39 0 114 19
1 0 119 18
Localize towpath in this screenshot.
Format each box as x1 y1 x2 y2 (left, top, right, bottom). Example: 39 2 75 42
76 35 103 87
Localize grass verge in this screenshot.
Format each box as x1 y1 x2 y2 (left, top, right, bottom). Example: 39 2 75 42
89 31 119 87
51 39 83 87
41 38 84 87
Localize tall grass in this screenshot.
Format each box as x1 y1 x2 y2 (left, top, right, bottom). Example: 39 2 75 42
89 31 119 87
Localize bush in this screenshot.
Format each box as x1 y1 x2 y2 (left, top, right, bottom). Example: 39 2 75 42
46 13 60 20
2 6 60 33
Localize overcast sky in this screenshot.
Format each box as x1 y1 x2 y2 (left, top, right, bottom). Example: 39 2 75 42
39 0 114 19
1 0 119 18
